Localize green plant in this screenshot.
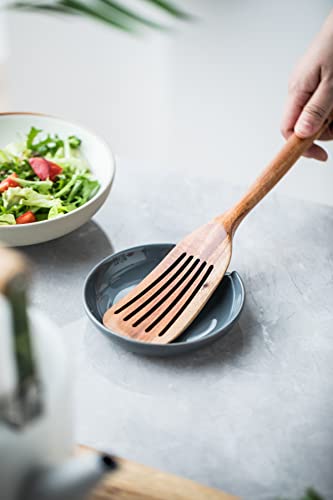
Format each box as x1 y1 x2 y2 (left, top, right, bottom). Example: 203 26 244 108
278 487 325 500
6 0 191 32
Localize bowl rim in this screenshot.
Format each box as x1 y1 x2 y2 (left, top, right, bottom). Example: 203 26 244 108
0 111 116 229
83 243 246 350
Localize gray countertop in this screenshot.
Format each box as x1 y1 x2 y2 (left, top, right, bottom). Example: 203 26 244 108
22 158 333 500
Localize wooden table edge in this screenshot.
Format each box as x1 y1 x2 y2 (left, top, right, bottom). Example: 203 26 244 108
77 445 239 500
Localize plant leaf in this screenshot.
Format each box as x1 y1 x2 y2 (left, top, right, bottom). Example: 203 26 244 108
97 0 168 30
8 2 74 15
142 0 190 19
6 0 191 31
60 0 135 31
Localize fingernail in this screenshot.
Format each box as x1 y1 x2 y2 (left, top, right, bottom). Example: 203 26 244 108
295 120 315 137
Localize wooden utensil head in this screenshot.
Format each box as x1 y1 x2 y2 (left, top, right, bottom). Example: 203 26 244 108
103 219 232 344
104 114 333 345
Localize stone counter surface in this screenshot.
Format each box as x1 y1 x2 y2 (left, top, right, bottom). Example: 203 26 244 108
22 158 333 500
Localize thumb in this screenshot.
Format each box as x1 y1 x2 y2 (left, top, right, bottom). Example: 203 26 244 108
294 80 333 138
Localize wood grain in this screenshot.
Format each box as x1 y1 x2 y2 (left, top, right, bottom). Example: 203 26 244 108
103 222 232 343
78 446 238 500
218 115 333 234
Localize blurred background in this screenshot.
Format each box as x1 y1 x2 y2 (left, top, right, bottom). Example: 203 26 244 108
0 0 333 206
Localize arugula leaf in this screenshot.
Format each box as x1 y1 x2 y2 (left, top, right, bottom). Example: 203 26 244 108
26 126 42 150
68 135 81 148
80 178 100 203
26 127 65 156
0 127 100 223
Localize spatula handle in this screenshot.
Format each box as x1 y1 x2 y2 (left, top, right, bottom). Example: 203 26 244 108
219 114 333 234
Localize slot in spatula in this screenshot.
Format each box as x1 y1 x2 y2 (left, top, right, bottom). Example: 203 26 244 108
103 119 331 343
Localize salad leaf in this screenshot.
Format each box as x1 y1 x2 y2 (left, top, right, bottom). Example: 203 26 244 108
54 174 78 198
0 148 16 164
4 140 26 157
0 214 16 225
3 186 63 210
80 178 100 203
28 130 64 156
27 127 81 156
26 126 42 150
48 205 61 219
68 135 81 148
0 127 100 224
15 177 53 194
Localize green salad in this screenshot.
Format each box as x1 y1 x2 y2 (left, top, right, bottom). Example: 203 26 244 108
0 127 100 225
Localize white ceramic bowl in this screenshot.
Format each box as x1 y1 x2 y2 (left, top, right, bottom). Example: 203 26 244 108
0 113 115 246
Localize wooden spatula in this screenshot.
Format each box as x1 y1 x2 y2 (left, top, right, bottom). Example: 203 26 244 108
103 118 332 343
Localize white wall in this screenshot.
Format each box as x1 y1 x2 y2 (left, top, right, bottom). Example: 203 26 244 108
2 0 333 206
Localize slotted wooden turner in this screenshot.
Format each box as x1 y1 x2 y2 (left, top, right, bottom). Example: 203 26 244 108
104 119 332 343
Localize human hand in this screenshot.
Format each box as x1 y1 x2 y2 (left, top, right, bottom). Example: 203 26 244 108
281 9 333 161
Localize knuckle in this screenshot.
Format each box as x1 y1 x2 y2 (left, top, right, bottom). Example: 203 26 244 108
322 76 333 94
288 80 312 106
321 63 333 81
288 78 307 96
304 103 327 122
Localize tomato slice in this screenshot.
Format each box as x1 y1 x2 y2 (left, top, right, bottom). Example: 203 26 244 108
0 173 19 193
29 157 62 181
16 211 37 224
47 160 63 181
